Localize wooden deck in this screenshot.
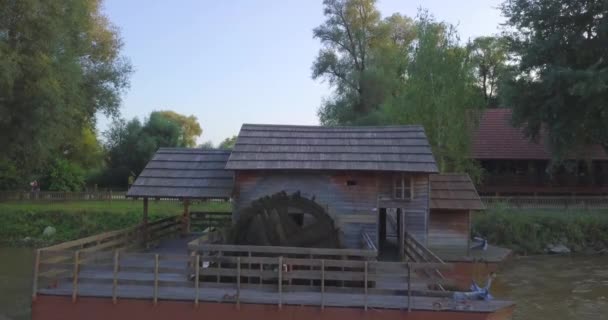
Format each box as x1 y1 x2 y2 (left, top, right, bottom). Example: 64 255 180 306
32 216 514 315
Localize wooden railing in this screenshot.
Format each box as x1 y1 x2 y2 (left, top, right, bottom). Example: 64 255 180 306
0 191 129 202
32 249 451 310
41 216 182 252
189 211 232 232
481 196 608 210
188 242 378 261
403 232 446 291
361 231 377 251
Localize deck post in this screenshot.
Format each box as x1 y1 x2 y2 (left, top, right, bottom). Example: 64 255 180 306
278 256 283 309
72 250 81 303
407 263 412 312
112 250 119 304
182 198 190 236
320 259 325 310
143 197 149 246
153 254 159 306
364 261 368 310
236 257 241 309
195 255 200 307
31 249 41 302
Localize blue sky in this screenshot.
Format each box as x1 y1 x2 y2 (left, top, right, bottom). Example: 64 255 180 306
101 0 504 145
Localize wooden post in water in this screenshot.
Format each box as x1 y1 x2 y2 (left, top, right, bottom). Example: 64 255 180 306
112 251 119 304
72 251 81 303
195 255 200 307
31 249 41 302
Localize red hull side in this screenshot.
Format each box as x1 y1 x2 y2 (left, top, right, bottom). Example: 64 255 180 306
33 296 513 320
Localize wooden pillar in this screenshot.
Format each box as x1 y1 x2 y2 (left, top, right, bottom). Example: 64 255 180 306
378 208 387 249
143 197 149 245
398 208 405 261
182 199 190 236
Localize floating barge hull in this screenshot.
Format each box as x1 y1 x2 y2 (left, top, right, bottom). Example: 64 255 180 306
33 295 514 320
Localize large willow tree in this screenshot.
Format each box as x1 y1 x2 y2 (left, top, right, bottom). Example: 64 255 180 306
0 0 132 188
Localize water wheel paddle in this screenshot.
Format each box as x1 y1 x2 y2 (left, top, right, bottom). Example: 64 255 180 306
232 191 340 248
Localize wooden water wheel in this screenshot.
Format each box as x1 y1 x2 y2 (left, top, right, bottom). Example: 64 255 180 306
232 191 340 248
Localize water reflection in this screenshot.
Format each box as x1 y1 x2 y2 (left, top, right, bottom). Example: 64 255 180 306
0 248 33 320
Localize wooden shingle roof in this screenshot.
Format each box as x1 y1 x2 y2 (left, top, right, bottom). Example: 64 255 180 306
472 109 608 160
430 174 485 210
126 148 233 199
225 124 438 173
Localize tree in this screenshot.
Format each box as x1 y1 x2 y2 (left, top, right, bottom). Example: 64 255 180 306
312 0 383 124
468 36 510 106
0 0 132 188
218 136 238 150
199 141 215 150
157 110 202 147
501 0 608 157
99 112 186 188
382 14 483 178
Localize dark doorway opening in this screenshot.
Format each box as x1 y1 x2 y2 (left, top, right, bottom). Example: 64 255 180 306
378 208 402 261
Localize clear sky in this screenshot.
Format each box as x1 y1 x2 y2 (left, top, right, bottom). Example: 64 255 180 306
101 0 504 145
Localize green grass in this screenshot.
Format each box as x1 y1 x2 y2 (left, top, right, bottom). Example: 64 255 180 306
473 207 608 255
0 200 230 246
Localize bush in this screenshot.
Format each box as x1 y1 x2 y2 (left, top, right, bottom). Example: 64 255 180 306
472 209 608 255
45 158 86 192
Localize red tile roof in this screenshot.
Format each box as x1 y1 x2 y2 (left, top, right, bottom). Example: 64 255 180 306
472 109 608 160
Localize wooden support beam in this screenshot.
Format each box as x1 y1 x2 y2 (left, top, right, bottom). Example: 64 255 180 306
278 256 283 309
143 197 149 245
407 263 412 312
364 261 368 311
183 199 190 235
31 249 41 302
320 259 325 310
71 251 80 303
236 257 241 309
112 251 119 304
195 255 200 307
153 254 159 306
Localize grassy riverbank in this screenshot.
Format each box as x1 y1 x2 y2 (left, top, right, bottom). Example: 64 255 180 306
473 207 608 255
0 200 230 246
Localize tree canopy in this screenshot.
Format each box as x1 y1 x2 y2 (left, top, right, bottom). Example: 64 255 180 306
157 110 202 147
0 0 132 188
468 36 510 106
312 2 483 177
500 0 608 157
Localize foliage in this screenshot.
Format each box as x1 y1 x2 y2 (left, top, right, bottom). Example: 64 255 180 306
0 200 230 246
0 0 132 188
0 159 20 190
468 36 510 106
473 208 608 255
313 0 387 124
100 111 192 188
312 3 483 178
382 14 483 178
218 135 238 150
157 110 203 147
500 0 608 157
43 158 86 192
199 141 215 149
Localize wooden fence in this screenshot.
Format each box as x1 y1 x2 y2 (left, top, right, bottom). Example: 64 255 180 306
481 196 608 210
0 191 230 202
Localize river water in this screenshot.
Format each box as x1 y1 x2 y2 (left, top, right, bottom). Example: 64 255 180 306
1 248 607 319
